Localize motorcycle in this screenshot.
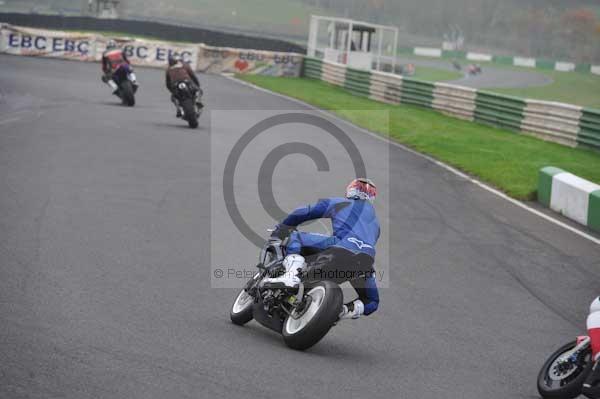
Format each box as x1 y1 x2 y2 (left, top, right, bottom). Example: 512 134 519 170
467 64 482 76
174 80 202 129
106 63 138 107
230 233 343 350
538 335 600 398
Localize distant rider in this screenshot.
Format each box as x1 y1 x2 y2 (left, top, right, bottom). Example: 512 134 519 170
267 178 381 321
165 53 203 118
101 40 130 94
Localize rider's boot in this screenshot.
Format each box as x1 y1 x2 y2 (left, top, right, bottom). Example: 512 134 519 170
339 299 365 320
107 79 119 95
261 254 305 289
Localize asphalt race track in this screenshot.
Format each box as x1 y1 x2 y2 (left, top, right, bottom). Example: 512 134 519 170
1 54 600 399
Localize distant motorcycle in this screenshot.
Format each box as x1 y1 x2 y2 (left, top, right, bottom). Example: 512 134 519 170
538 336 599 398
230 231 343 350
104 64 138 107
174 80 202 128
467 64 482 76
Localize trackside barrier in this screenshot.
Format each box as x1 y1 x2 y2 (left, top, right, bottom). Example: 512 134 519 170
302 57 600 151
474 92 525 131
432 83 477 121
521 100 581 147
466 52 493 62
344 67 371 97
369 71 402 105
579 109 600 150
0 23 304 77
321 61 346 86
303 57 323 80
538 167 600 232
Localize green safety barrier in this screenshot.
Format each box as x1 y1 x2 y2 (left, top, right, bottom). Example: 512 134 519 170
492 55 514 65
400 78 434 108
538 166 600 232
578 108 600 150
303 58 323 80
538 166 565 207
474 92 525 131
590 190 600 231
536 59 556 70
575 64 592 74
344 67 371 97
442 50 467 59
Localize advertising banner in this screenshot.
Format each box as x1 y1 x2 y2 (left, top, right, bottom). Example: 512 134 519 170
95 36 199 70
197 44 303 77
0 24 96 61
0 24 304 77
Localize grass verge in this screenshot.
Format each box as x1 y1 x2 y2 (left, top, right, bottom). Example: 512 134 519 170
491 70 600 109
411 66 462 82
237 74 600 200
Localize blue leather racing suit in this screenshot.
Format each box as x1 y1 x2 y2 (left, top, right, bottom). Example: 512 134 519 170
277 197 380 315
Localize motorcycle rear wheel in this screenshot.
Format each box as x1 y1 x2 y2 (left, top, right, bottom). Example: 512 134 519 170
282 280 343 350
537 340 593 399
120 80 135 107
182 99 198 128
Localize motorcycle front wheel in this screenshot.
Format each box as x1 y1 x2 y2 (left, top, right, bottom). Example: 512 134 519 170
537 340 593 399
282 280 343 350
230 287 254 326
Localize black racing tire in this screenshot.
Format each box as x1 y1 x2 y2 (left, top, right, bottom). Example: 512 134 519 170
230 288 254 326
537 340 593 399
120 80 135 107
182 99 198 128
282 280 343 351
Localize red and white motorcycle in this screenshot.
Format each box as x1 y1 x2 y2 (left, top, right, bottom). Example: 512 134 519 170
538 297 600 399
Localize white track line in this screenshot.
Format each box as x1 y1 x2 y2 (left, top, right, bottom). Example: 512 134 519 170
224 75 600 246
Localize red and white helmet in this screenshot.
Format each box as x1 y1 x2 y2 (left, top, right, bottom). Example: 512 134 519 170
346 178 377 202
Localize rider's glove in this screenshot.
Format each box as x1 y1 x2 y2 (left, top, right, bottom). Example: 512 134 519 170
270 224 294 241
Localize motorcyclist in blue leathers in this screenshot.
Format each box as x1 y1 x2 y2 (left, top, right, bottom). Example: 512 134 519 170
269 178 380 320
